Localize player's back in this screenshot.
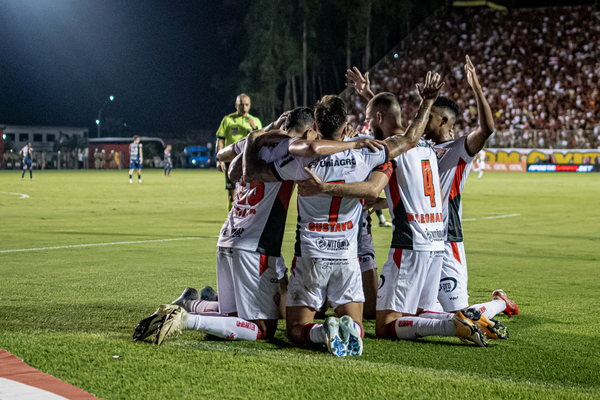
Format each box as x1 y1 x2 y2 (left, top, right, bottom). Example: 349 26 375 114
276 147 388 259
385 140 444 251
130 142 140 160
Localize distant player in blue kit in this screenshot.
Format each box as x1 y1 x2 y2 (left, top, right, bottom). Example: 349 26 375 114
164 144 172 177
129 136 143 184
20 142 34 180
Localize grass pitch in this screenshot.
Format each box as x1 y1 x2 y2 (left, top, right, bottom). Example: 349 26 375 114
1 169 599 399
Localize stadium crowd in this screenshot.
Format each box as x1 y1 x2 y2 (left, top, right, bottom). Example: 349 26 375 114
347 5 600 149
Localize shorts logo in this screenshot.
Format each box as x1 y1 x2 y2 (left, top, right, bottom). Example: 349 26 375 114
221 228 244 238
378 275 385 290
316 238 350 251
439 277 457 293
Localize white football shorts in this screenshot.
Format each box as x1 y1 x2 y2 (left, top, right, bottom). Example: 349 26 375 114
286 256 364 310
376 248 443 315
437 241 469 312
216 247 281 321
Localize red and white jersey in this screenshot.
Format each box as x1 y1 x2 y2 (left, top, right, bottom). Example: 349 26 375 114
384 140 444 251
432 136 476 242
217 138 294 256
275 147 388 259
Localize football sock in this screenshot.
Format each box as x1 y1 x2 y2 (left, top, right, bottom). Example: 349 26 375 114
471 300 506 319
418 311 455 321
22 170 25 178
376 209 386 223
185 315 262 340
391 317 455 340
478 171 483 178
182 300 220 315
168 167 171 175
129 174 132 180
164 168 167 176
29 170 32 178
300 323 326 344
138 173 141 180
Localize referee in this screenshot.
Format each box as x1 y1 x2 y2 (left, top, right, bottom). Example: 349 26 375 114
215 93 262 211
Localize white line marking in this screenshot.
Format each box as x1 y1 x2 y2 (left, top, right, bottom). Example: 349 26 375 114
0 237 215 254
0 192 29 199
463 214 520 222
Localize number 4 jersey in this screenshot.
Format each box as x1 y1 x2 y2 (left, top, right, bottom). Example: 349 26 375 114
384 140 444 251
217 138 295 257
274 146 388 259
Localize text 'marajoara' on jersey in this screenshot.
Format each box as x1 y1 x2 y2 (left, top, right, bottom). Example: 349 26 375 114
217 137 294 257
130 142 142 161
432 136 476 243
384 139 444 252
275 146 388 259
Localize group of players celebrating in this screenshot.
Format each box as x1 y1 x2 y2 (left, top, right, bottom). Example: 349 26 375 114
133 55 519 356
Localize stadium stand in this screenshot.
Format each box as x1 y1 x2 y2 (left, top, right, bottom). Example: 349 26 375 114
345 5 600 150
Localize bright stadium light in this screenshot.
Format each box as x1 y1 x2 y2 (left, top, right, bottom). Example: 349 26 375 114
2 134 5 140
97 95 115 138
394 53 399 59
96 119 100 125
110 96 114 101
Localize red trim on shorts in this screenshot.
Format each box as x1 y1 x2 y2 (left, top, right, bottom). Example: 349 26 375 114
301 323 316 344
393 249 403 269
451 241 461 263
291 256 297 276
259 254 269 276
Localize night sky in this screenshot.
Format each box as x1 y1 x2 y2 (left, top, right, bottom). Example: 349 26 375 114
0 0 239 136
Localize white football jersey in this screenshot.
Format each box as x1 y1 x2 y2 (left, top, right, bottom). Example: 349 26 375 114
432 136 476 242
217 138 295 256
384 140 444 251
275 146 388 259
21 145 30 159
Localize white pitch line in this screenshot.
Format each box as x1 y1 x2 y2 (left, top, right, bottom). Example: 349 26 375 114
0 237 212 254
463 214 520 221
0 191 29 199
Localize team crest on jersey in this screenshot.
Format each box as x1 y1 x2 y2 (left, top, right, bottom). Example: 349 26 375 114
439 277 457 293
424 229 444 243
435 148 449 160
316 238 350 251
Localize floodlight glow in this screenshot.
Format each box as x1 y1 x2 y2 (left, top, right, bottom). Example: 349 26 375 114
192 159 196 164
96 119 100 125
2 134 5 140
110 96 114 101
394 53 399 59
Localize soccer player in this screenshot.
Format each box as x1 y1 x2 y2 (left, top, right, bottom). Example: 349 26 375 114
164 144 172 177
20 142 33 180
216 94 263 211
129 135 142 184
425 56 518 327
472 150 486 178
134 107 314 344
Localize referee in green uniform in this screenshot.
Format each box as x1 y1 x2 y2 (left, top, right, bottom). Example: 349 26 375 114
216 93 262 211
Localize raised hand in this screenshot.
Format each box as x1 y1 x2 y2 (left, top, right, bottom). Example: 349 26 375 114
346 67 374 100
353 138 385 152
464 55 481 90
272 110 291 130
416 71 444 102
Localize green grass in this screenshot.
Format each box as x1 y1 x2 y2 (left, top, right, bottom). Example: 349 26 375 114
1 169 599 399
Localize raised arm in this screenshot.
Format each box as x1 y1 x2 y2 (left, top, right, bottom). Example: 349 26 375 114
384 71 444 159
464 55 495 155
297 165 390 202
346 67 375 101
243 129 280 183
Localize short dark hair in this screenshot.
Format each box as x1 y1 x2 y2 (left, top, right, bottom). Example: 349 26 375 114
314 95 347 139
133 135 139 141
433 96 459 117
285 107 314 132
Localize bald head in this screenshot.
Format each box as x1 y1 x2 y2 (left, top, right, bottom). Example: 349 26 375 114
235 94 251 116
366 92 402 139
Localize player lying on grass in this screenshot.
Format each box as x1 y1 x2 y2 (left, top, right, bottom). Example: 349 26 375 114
299 71 494 346
346 57 518 339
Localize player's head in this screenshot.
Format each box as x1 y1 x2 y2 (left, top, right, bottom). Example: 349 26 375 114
133 135 140 143
366 92 402 140
285 107 314 137
314 95 347 141
27 141 32 147
425 96 459 143
167 144 172 150
235 94 251 116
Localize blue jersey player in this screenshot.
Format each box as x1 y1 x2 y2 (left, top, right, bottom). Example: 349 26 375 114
129 135 143 183
164 144 172 177
20 142 33 180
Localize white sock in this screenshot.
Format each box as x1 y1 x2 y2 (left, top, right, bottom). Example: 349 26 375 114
308 323 326 344
379 215 387 223
182 300 220 315
418 311 454 321
471 300 506 319
393 317 456 340
186 315 262 340
478 171 483 178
